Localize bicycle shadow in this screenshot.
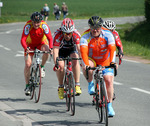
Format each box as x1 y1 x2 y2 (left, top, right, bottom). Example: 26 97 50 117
0 98 26 102
43 101 93 108
32 120 101 126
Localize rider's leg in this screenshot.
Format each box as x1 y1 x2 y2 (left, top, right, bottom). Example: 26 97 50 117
24 54 32 84
41 44 49 66
56 61 65 86
70 52 82 94
104 75 114 103
70 53 80 84
24 54 33 95
56 61 65 99
82 59 95 94
104 75 115 116
82 59 95 83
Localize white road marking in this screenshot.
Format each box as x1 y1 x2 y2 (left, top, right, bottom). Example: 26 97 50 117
114 81 123 85
15 51 24 57
123 59 140 63
0 44 11 51
131 87 150 95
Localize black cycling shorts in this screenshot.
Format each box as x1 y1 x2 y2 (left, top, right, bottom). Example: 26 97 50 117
59 47 77 58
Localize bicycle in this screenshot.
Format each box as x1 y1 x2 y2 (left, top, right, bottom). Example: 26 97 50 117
86 64 117 126
26 48 50 103
56 56 81 116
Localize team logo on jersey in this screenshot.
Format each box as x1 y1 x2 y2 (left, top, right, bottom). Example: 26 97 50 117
24 24 30 35
56 39 60 43
42 24 49 34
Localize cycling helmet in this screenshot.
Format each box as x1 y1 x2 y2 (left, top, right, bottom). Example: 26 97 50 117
103 20 116 30
88 16 103 29
61 18 75 33
31 12 43 22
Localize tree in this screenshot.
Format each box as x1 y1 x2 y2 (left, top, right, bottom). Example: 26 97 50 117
145 0 150 22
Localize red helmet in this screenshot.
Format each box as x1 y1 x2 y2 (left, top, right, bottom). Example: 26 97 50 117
61 18 75 33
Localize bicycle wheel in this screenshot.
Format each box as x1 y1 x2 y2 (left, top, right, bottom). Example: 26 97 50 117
64 74 70 111
95 82 103 123
68 73 75 116
30 67 35 100
101 80 108 126
34 64 42 103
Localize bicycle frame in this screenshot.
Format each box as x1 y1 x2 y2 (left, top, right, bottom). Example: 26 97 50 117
26 48 50 103
86 64 117 126
56 56 81 116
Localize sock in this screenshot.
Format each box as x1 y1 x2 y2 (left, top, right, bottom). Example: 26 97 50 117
59 84 64 88
41 65 44 68
26 84 29 88
75 82 80 86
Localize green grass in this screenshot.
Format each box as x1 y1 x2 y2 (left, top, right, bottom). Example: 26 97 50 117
1 0 149 60
0 0 144 23
117 22 150 60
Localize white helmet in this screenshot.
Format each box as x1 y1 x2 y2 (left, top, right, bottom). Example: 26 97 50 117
103 20 116 30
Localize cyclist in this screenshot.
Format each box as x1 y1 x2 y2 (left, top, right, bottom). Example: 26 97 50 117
103 20 123 100
53 18 82 100
103 20 123 60
21 12 53 96
80 16 116 117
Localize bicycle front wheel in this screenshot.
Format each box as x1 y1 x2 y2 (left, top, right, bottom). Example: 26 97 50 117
30 67 35 100
64 74 70 111
95 82 103 123
101 81 108 126
68 73 75 116
34 64 42 103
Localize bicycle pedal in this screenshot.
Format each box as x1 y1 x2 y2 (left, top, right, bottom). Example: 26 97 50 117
75 93 81 96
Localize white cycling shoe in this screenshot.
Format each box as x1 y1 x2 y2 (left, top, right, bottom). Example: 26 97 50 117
41 68 45 78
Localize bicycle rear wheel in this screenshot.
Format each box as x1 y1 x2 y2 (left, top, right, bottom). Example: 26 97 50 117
30 67 35 100
34 64 42 103
68 73 75 116
101 81 108 126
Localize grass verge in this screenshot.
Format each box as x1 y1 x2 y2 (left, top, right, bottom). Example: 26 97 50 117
117 22 150 60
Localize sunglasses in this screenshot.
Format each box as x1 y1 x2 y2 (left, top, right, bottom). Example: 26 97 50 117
63 32 73 35
90 26 101 31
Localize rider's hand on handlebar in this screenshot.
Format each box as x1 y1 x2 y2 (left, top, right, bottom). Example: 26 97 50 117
110 62 118 69
25 47 30 54
53 64 60 71
49 48 53 55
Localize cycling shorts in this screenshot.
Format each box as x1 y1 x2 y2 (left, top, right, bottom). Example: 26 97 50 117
86 57 114 76
59 46 77 58
102 68 114 76
24 42 49 56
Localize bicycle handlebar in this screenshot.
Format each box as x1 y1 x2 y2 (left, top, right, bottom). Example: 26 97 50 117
26 49 51 60
55 56 82 69
86 64 117 80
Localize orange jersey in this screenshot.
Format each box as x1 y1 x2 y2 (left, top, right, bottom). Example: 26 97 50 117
21 20 53 50
80 29 116 66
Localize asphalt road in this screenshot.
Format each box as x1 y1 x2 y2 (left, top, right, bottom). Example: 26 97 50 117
0 16 150 126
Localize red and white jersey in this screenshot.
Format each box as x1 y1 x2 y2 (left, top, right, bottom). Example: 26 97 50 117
112 30 123 52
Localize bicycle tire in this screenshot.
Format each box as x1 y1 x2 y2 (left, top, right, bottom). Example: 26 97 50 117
69 73 75 116
101 80 108 126
34 64 42 103
30 67 35 100
64 74 70 111
95 82 103 123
